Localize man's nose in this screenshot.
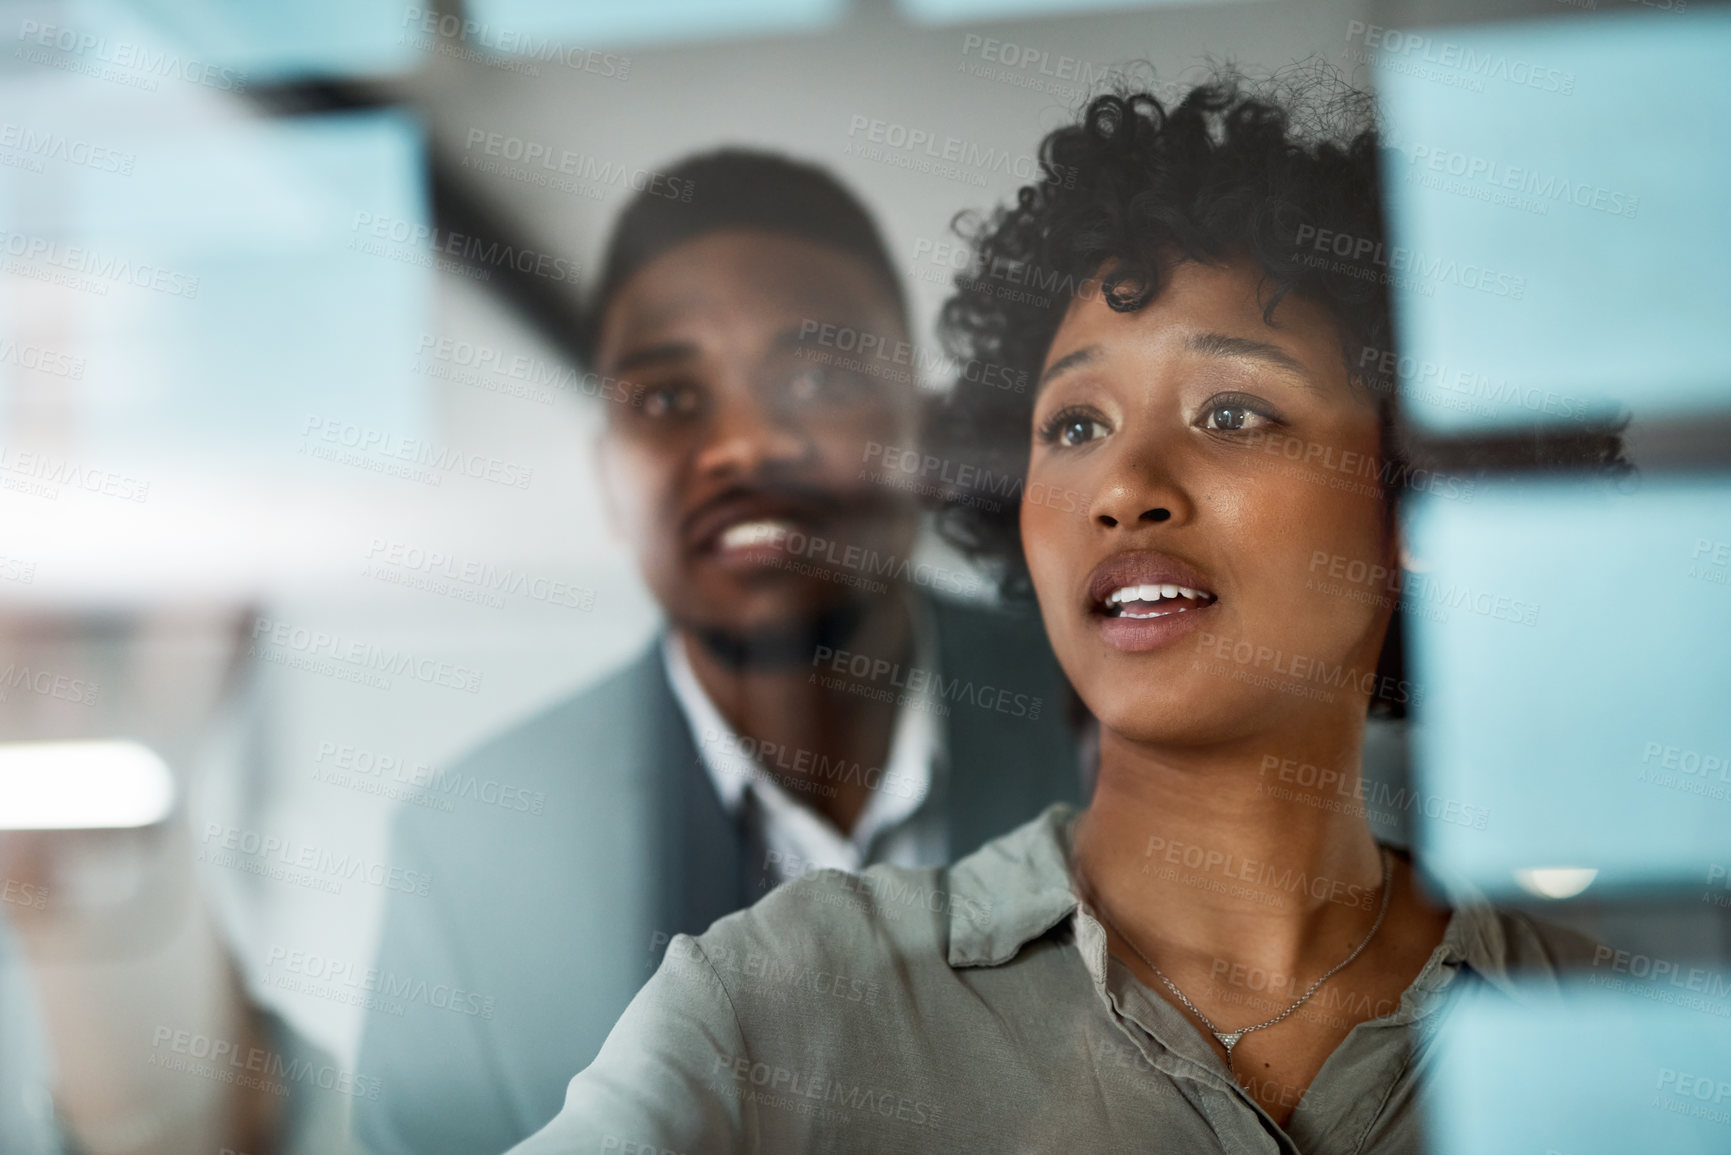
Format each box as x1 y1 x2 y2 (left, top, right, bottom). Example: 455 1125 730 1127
692 394 811 479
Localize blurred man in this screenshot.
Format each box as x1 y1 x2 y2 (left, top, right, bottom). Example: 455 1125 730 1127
354 150 1085 1155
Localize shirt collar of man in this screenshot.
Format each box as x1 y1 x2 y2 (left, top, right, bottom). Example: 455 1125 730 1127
942 804 1530 1009
663 597 943 856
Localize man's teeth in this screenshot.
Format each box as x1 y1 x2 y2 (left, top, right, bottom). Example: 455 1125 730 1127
1103 583 1211 606
718 519 792 551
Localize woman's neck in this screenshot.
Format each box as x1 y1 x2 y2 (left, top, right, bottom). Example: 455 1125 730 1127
1073 716 1388 987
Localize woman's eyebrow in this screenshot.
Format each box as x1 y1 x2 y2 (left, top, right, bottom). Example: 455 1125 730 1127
1039 345 1100 389
1187 332 1319 389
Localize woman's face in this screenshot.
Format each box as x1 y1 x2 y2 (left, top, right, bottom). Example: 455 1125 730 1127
1023 257 1395 746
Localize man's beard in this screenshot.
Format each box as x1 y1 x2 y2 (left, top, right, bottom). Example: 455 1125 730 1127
684 602 866 673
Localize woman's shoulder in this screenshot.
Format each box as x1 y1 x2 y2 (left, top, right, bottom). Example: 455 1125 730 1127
1445 901 1604 996
677 804 1079 1004
1489 907 1603 970
692 861 959 975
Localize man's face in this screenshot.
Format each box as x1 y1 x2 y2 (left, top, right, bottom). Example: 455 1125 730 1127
594 229 920 641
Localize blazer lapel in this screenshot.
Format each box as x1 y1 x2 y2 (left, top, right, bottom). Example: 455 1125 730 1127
642 644 751 941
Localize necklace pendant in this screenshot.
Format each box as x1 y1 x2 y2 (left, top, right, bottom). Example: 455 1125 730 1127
1214 1030 1243 1055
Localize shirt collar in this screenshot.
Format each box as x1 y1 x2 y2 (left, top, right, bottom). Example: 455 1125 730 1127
946 804 1080 967
943 803 1533 1007
662 632 754 814
661 602 943 846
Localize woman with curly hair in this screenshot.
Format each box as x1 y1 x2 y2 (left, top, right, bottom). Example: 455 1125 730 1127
508 76 1615 1155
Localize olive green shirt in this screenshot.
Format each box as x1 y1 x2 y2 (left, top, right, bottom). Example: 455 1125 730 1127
510 805 1591 1154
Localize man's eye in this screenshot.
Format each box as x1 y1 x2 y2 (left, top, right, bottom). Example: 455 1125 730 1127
640 383 701 419
786 366 831 402
784 365 866 404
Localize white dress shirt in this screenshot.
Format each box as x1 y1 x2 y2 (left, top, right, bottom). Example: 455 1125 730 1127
662 614 947 888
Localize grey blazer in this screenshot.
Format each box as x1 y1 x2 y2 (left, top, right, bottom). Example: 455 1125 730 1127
353 595 1083 1155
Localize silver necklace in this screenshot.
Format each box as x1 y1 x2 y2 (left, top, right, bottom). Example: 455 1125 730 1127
1085 846 1393 1070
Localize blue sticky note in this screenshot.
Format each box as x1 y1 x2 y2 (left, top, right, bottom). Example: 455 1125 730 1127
1375 9 1731 431
1406 477 1731 896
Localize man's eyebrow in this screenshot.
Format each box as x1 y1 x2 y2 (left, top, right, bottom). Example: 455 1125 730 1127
610 340 699 374
1039 345 1100 390
1187 332 1317 386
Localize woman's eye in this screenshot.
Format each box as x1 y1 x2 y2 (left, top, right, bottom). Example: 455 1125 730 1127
1042 411 1110 447
1199 397 1277 432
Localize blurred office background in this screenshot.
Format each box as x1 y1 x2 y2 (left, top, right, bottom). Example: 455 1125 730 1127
0 0 1726 1152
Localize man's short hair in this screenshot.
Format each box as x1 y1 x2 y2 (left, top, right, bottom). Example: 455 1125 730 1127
583 148 907 361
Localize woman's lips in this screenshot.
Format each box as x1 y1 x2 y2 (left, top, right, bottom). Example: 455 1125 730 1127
1094 596 1217 652
1084 553 1220 652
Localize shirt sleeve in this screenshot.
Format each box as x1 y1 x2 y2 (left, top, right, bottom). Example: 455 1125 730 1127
508 933 755 1155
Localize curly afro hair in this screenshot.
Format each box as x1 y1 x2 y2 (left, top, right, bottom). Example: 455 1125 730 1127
927 71 1626 718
